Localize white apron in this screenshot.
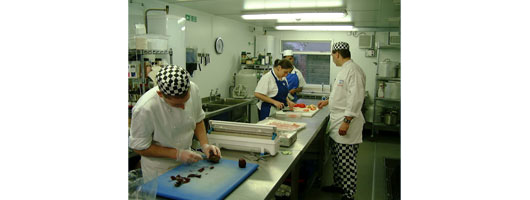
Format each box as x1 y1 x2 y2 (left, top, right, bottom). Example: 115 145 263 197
141 107 196 182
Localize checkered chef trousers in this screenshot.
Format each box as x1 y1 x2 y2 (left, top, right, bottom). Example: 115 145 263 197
330 139 359 199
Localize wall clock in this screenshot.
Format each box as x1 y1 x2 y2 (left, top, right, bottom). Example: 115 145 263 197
215 37 224 54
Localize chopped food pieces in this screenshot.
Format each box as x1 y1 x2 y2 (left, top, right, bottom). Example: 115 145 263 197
174 181 182 187
239 158 246 168
172 175 190 187
198 167 205 172
308 104 317 110
303 109 309 112
187 174 202 178
210 166 214 169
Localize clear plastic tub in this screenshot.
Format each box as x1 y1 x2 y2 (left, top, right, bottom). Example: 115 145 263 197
128 169 158 200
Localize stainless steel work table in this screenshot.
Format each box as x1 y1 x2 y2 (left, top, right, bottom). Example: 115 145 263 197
222 98 329 200
154 99 329 200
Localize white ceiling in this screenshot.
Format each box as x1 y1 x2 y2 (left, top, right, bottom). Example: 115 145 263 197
162 0 400 28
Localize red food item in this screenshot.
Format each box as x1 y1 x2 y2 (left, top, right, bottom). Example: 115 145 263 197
207 150 220 163
210 166 214 169
170 176 177 180
187 174 202 178
294 103 306 108
198 167 205 172
239 158 246 168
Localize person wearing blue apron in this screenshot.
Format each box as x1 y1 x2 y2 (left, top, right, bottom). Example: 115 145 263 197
254 59 296 121
282 50 307 102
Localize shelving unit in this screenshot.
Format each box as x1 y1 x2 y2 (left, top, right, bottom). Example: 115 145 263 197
128 48 173 103
371 42 400 136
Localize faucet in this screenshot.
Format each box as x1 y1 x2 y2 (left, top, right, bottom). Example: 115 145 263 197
215 88 220 100
210 89 214 101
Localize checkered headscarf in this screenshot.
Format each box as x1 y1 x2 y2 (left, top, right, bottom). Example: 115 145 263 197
156 65 190 96
332 41 350 51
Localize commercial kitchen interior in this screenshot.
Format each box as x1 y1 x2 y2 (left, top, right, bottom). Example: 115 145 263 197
4 0 530 200
128 0 402 199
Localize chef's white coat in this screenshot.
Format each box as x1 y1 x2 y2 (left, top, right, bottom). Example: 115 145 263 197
328 60 366 144
254 69 289 110
128 82 205 181
290 66 307 88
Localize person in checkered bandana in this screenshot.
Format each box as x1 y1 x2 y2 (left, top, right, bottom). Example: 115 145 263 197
129 65 222 182
317 42 366 200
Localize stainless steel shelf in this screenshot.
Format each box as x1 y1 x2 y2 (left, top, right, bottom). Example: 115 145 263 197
372 122 400 132
129 49 171 55
377 77 400 81
377 45 400 49
375 97 400 102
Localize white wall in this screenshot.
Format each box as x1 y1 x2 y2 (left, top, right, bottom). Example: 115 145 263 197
129 0 257 98
265 31 400 99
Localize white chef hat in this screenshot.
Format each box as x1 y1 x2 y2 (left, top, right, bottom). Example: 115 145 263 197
282 50 293 57
156 65 191 96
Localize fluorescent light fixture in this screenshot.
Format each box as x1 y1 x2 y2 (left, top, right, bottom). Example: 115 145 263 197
275 25 354 31
277 14 352 23
242 12 345 20
244 0 343 10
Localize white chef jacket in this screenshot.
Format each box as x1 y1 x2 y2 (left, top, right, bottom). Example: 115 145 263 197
254 69 289 110
290 66 307 88
128 82 205 181
328 60 366 144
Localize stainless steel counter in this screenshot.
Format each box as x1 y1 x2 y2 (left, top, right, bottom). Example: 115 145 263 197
222 99 329 200
152 99 330 200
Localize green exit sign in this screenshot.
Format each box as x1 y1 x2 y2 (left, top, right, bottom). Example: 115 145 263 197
185 14 197 22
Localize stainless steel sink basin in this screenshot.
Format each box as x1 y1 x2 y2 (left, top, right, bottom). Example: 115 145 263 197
202 104 230 112
209 98 249 105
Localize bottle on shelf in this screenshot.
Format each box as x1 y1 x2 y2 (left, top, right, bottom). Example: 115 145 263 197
377 82 385 98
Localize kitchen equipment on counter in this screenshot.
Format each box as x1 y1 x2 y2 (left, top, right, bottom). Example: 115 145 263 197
152 159 258 200
232 84 248 99
207 120 279 155
257 118 306 147
233 69 258 98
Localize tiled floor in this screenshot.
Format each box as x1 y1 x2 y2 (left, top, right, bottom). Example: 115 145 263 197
299 132 401 200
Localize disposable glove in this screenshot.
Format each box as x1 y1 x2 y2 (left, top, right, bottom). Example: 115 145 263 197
202 144 221 158
176 149 202 163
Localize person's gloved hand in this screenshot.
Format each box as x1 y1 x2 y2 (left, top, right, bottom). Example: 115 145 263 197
202 144 221 158
176 149 202 163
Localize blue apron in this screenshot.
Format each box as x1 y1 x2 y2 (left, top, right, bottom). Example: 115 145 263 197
259 70 289 121
286 71 300 102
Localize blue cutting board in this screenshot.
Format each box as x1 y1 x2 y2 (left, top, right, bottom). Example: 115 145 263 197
151 159 258 200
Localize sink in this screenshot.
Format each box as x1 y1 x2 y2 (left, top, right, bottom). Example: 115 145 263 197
202 104 230 112
209 98 249 105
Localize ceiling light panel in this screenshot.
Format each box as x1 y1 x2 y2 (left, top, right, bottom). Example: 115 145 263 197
275 25 353 31
242 12 345 20
276 14 351 23
244 0 343 10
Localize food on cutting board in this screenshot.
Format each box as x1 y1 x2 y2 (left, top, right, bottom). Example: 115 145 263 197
207 150 220 163
239 158 246 168
308 104 317 111
303 109 309 112
171 165 216 187
293 103 306 108
187 174 202 178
